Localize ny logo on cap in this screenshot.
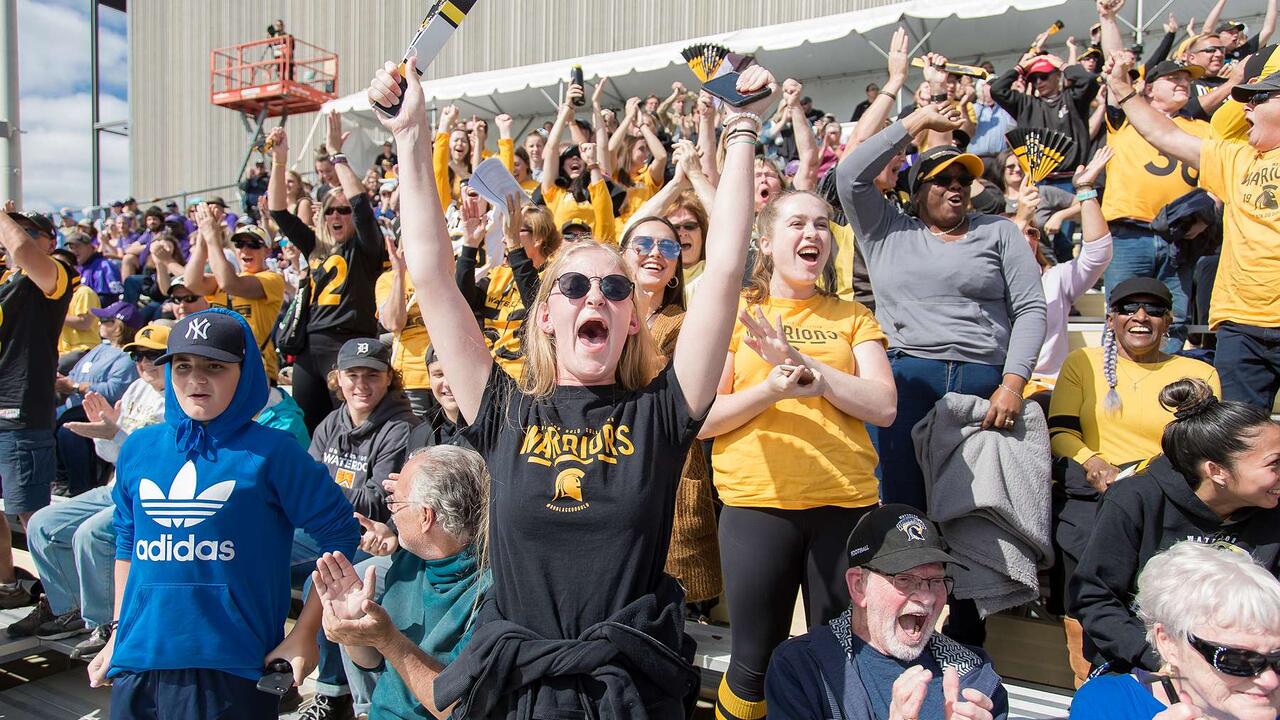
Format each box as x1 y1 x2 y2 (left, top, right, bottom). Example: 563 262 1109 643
186 318 210 341
896 514 928 543
356 342 370 355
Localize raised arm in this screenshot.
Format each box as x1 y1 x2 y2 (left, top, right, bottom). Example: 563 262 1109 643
0 205 62 296
1098 0 1127 59
181 204 221 297
325 112 365 201
206 230 265 300
1202 0 1229 40
674 67 779 417
370 57 492 423
1261 0 1278 47
785 80 820 191
1104 53 1203 168
267 127 290 213
495 114 515 174
378 237 408 333
593 84 619 181
609 97 639 158
850 28 911 153
695 92 720 185
542 90 579 196
638 121 668 187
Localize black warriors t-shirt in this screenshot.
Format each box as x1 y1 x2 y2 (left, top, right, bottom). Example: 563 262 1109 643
462 363 702 640
0 261 76 431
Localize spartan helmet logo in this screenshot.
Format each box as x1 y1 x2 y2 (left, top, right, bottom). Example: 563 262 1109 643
552 468 584 503
896 514 928 543
357 342 370 355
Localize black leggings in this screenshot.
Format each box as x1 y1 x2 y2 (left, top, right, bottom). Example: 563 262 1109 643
718 504 874 705
292 332 347 433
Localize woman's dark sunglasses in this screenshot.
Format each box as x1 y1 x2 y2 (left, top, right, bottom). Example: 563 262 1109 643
628 236 681 260
930 172 974 188
672 222 700 232
170 293 200 304
1112 300 1170 317
232 238 266 249
554 272 634 302
324 206 354 216
129 350 163 363
1188 634 1280 678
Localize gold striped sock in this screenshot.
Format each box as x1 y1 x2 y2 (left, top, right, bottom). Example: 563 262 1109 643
715 677 767 720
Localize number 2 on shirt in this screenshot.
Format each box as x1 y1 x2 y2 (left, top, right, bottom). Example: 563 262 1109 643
312 255 348 306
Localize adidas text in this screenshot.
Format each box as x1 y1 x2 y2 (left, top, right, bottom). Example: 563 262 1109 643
135 534 236 562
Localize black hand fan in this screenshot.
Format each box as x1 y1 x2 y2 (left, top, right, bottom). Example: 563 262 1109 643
681 43 731 83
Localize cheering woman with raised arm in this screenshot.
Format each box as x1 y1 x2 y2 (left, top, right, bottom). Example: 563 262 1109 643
368 57 777 718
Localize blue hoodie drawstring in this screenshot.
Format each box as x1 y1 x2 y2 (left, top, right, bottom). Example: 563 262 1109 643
174 417 213 459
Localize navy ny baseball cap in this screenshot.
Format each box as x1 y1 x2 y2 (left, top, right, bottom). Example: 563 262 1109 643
156 311 246 365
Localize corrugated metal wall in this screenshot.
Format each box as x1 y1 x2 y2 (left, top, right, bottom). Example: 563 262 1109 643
129 0 904 201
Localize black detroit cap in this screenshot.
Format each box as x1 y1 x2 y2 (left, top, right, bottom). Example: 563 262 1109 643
6 211 56 238
1109 277 1173 309
337 338 391 372
846 504 966 573
156 311 246 365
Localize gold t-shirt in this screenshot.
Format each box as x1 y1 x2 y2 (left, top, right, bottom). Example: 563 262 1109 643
59 284 101 354
1102 112 1210 223
711 294 885 509
1198 139 1280 328
221 271 285 380
375 270 431 390
481 264 528 381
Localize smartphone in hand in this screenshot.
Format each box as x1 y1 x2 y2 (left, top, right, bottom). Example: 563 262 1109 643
702 71 770 108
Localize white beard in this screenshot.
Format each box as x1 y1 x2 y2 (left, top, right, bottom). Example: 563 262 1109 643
867 602 935 661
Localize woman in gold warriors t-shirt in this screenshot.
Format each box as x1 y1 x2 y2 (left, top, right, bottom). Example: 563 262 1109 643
699 191 896 719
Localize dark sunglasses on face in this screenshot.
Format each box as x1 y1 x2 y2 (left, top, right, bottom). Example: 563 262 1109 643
232 238 266 250
1188 634 1280 678
130 350 163 363
324 206 354 216
554 272 635 302
1193 45 1226 54
171 293 200 304
672 222 700 232
1027 72 1053 82
1112 300 1170 317
1247 90 1280 106
628 236 681 260
931 172 974 188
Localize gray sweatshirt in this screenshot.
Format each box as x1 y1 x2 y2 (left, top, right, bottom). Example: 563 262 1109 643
835 122 1046 379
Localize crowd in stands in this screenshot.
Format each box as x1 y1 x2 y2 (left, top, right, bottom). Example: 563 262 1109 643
0 0 1279 717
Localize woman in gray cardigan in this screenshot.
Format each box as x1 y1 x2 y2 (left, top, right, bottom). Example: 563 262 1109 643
835 104 1046 518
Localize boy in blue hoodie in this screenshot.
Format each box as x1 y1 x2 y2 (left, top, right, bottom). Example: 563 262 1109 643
88 308 360 720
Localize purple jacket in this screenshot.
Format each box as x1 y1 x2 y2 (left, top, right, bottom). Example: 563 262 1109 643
78 253 123 304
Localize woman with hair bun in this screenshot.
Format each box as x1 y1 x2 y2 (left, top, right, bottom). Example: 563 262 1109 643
1071 377 1280 677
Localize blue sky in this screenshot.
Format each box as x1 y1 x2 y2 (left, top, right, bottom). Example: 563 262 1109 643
17 0 129 213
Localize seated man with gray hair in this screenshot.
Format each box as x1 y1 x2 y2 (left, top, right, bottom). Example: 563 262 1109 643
765 504 1008 720
313 445 490 719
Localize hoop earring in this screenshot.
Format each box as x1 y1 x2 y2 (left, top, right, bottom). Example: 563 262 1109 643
667 276 679 289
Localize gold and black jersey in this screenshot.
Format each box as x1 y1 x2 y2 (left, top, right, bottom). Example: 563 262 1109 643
0 259 76 430
1102 106 1210 224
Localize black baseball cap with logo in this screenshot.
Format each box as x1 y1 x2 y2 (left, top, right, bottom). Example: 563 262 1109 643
337 338 391 372
156 310 246 365
1232 69 1280 103
846 504 966 573
6 210 56 239
1144 60 1206 84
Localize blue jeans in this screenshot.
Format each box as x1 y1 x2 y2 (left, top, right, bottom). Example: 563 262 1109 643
1102 223 1192 352
26 486 116 626
338 554 394 715
871 352 1003 511
1215 322 1280 409
111 668 277 720
0 428 55 515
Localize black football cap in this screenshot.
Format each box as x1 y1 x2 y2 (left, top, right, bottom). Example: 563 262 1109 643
846 504 967 573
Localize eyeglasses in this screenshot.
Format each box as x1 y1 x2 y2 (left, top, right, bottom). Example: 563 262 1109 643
627 236 681 260
1005 163 1022 172
672 222 700 232
386 498 416 516
872 569 955 595
232 238 266 250
554 272 635 302
1188 634 1280 678
170 294 200 304
129 350 163 363
1112 300 1170 317
1192 45 1227 55
324 206 354 216
1246 90 1280 106
930 172 974 188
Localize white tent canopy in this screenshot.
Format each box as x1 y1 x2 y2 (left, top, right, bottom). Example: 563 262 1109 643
310 0 1245 164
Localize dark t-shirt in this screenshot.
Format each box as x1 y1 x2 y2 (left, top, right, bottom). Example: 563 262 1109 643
460 362 702 640
0 260 76 430
270 193 386 337
1181 76 1227 122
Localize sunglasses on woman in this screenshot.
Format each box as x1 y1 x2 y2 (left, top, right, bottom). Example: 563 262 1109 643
1188 634 1280 678
1111 301 1170 317
672 222 700 232
324 206 354 216
627 236 681 260
232 238 266 250
554 272 634 302
170 293 200 304
129 350 163 363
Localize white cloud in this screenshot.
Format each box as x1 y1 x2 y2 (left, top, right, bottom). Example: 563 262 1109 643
19 94 129 213
13 0 129 213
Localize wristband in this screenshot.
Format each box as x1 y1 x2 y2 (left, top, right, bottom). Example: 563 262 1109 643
1116 90 1138 106
1075 188 1098 202
329 153 349 166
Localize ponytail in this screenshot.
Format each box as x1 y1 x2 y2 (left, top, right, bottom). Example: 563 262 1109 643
1101 327 1122 414
1158 378 1275 486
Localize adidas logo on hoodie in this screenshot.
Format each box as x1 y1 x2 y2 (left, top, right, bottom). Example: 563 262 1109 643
135 461 236 562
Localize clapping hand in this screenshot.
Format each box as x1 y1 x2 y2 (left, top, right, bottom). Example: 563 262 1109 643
65 393 122 440
1073 146 1114 189
313 552 394 648
739 307 806 368
355 512 399 557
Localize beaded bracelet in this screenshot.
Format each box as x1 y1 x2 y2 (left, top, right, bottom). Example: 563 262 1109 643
722 110 763 132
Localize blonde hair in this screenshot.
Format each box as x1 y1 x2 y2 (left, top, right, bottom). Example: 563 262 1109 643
744 191 839 305
520 205 562 262
285 170 307 204
519 242 664 399
313 188 350 259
